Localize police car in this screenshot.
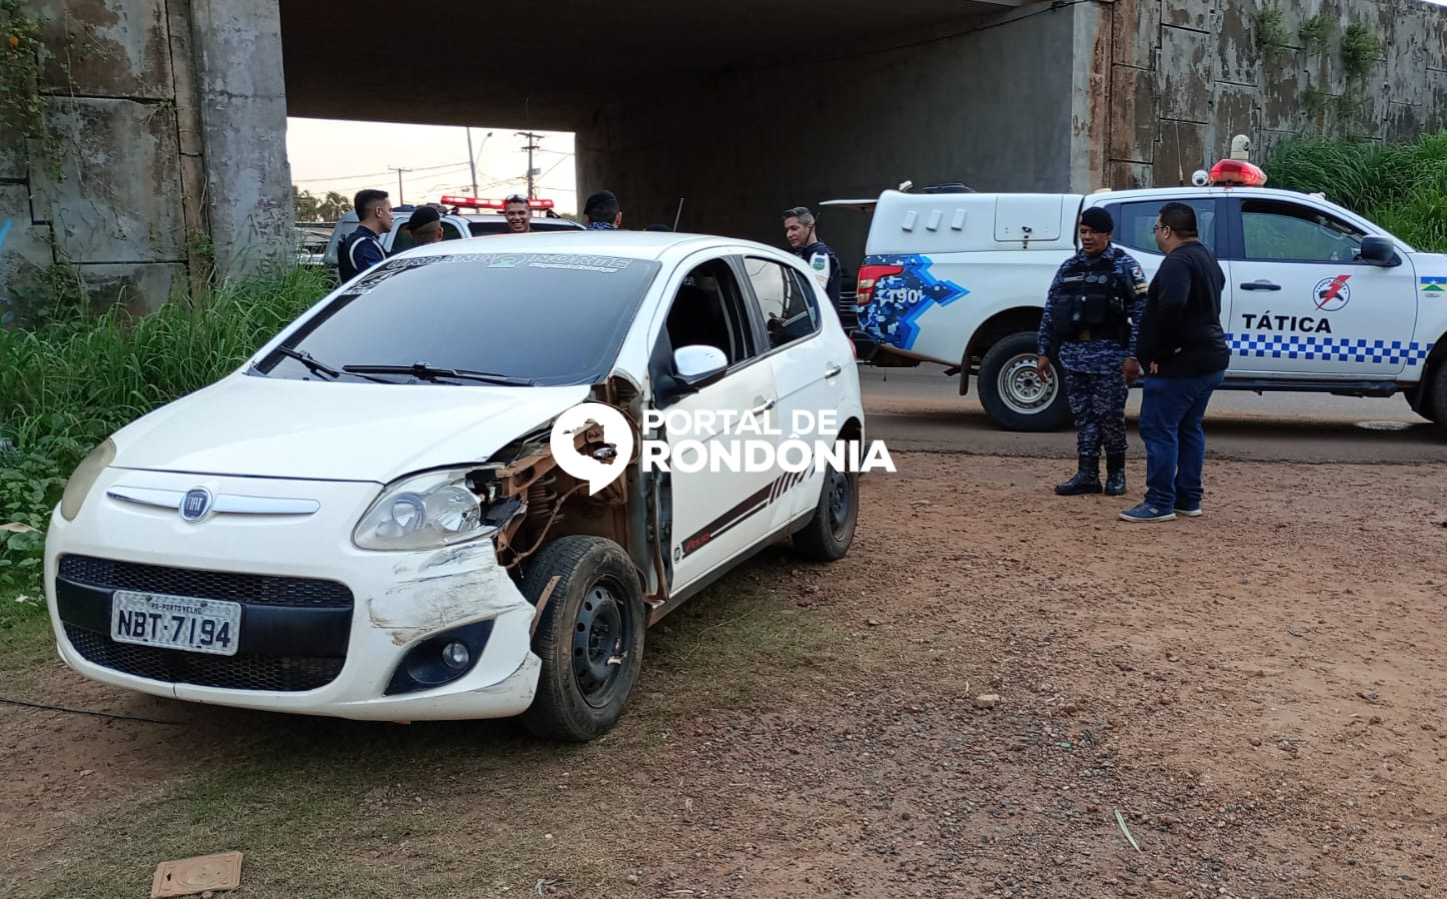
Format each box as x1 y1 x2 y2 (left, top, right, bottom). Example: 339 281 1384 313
42 231 866 742
320 195 585 268
827 158 1447 432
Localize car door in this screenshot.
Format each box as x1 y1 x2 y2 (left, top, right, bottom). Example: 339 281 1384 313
737 253 842 531
649 254 781 593
1226 196 1419 377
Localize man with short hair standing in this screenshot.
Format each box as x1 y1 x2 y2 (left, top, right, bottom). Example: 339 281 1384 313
1120 202 1231 523
783 206 843 321
338 188 393 281
583 190 622 230
1037 207 1148 497
503 194 533 233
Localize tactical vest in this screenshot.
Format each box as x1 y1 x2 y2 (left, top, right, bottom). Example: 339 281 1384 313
1050 257 1128 343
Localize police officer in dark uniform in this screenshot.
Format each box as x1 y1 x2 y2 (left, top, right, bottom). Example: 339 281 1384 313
1037 207 1148 496
783 206 844 323
337 188 393 282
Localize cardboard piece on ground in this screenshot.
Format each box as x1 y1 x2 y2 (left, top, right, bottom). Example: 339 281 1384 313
150 852 243 898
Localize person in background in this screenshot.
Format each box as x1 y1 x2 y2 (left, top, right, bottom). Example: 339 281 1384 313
503 194 533 233
1036 207 1148 497
338 188 392 281
1120 202 1231 523
783 206 844 323
583 190 622 230
400 204 444 245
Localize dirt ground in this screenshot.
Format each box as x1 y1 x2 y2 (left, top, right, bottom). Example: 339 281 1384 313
3 452 1447 898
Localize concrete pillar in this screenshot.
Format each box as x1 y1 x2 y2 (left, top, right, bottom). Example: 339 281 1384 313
0 0 291 320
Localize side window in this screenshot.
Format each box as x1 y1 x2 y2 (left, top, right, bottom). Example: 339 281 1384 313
1241 199 1364 262
392 226 416 254
743 257 821 349
442 221 464 241
663 258 759 367
1108 200 1218 256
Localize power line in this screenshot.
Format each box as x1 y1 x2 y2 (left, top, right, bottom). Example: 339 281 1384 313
516 131 543 199
388 166 412 204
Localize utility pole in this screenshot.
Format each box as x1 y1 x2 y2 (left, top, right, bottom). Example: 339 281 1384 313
388 166 412 205
465 129 493 197
515 131 542 198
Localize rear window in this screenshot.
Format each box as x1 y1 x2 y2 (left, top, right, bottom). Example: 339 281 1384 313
254 252 659 387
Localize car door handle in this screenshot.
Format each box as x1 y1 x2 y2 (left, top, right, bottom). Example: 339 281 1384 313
1239 280 1281 291
825 365 843 379
751 399 776 415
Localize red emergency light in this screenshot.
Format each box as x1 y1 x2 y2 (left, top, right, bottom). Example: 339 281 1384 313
439 195 556 211
1208 158 1267 187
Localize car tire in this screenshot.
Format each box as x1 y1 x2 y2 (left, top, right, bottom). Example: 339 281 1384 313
977 332 1072 432
520 536 645 742
1427 360 1447 428
792 451 859 563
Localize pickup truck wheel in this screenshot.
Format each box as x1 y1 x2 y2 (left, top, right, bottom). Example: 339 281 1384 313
977 332 1071 431
520 536 645 742
1427 361 1447 428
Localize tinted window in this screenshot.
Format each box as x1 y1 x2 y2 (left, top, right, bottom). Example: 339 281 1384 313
1241 199 1365 262
743 257 820 349
663 259 758 366
1109 200 1218 256
255 252 659 387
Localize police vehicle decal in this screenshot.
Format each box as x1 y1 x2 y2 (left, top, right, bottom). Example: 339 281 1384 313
1226 334 1433 365
1422 276 1446 295
1313 274 1351 311
857 254 969 352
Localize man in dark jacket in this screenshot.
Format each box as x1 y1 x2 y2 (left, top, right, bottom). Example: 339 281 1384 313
337 189 393 282
1120 202 1231 523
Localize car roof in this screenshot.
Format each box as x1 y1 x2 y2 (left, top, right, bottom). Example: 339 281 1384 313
392 230 786 262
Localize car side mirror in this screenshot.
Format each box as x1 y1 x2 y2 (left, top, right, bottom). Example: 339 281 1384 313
1359 235 1398 266
673 345 728 390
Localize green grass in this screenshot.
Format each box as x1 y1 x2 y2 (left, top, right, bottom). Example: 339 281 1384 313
0 265 333 592
1264 130 1447 251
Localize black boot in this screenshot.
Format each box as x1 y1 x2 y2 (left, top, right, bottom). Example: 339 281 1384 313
1105 452 1126 496
1056 456 1103 495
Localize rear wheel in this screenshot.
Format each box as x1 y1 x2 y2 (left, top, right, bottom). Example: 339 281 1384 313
1427 361 1447 428
976 332 1072 431
520 536 645 742
793 452 859 562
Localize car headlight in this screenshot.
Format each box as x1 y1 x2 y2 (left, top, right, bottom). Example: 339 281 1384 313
353 468 491 551
59 438 116 522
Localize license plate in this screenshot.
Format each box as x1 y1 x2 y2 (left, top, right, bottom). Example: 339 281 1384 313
110 591 241 656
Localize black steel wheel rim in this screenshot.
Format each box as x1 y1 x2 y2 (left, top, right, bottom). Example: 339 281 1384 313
571 579 631 708
827 469 851 538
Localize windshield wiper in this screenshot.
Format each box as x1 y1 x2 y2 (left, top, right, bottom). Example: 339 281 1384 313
341 362 537 387
274 347 390 383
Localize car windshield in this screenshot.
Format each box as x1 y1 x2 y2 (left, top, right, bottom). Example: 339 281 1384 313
252 251 659 387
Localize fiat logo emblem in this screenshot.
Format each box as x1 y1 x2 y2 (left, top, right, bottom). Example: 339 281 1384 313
180 487 213 522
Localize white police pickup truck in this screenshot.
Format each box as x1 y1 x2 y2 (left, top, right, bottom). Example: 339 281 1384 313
827 165 1447 432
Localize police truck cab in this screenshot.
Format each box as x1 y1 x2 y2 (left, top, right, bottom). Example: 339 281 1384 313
828 159 1447 432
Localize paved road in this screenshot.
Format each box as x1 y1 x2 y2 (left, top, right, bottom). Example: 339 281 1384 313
860 363 1447 464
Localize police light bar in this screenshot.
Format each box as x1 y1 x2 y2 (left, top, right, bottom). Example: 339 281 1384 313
439 195 556 210
1208 159 1267 187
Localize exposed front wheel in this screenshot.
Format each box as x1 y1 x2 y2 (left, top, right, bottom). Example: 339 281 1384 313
976 332 1072 431
520 536 645 742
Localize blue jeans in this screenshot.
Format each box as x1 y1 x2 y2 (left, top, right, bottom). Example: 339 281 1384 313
1138 370 1225 509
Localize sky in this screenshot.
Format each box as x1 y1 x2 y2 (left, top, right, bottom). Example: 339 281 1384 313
286 118 578 214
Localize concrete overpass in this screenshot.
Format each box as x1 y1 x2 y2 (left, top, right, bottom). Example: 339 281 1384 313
2 0 1444 309
279 0 1081 268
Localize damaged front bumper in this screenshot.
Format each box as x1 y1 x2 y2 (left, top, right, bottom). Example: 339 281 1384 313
44 468 541 722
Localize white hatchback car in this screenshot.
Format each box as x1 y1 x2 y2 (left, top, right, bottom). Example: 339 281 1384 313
44 232 867 741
